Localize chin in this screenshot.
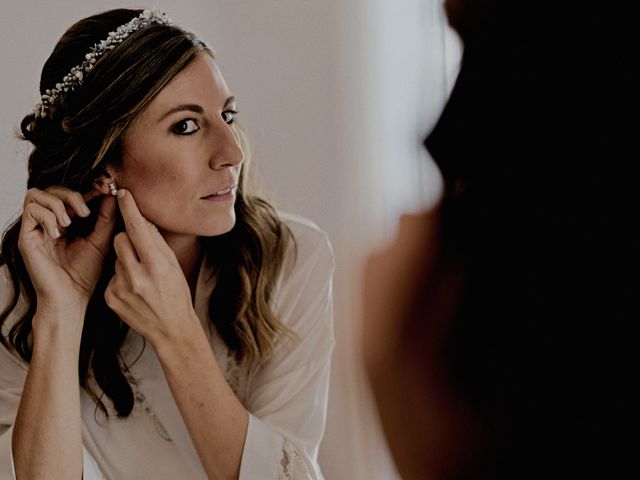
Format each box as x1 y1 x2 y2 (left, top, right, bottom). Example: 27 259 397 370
199 214 237 237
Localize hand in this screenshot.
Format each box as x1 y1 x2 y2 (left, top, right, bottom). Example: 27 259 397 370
17 187 117 314
104 189 197 346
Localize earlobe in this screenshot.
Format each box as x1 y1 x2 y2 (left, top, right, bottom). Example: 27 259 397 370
93 171 119 196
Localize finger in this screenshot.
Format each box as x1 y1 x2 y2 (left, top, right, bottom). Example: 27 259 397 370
45 187 92 218
114 259 126 282
23 203 61 239
114 257 137 293
107 260 129 301
116 189 156 263
24 188 72 228
23 187 42 206
104 277 120 311
113 232 141 272
144 219 174 258
86 195 117 255
82 188 105 204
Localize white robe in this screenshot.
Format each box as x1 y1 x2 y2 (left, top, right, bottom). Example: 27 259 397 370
0 212 335 479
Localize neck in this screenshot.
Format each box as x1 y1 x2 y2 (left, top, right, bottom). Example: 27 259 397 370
159 231 203 299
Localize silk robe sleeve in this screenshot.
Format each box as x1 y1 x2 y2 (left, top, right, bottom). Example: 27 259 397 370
238 215 336 480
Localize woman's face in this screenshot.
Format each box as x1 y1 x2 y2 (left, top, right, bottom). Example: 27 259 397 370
114 54 244 237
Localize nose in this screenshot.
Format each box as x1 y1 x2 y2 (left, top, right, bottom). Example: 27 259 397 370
208 124 244 170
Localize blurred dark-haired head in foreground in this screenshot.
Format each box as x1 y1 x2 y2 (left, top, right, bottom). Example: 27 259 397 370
363 1 636 478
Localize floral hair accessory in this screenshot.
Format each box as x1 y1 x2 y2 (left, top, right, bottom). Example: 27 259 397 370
35 8 173 118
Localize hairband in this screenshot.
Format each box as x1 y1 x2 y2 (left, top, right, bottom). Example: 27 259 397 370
34 8 173 119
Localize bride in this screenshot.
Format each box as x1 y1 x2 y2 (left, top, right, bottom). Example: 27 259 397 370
0 8 334 479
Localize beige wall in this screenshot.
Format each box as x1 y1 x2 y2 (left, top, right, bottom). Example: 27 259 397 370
0 1 460 478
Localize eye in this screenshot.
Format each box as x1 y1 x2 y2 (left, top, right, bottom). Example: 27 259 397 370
171 118 200 135
222 109 239 125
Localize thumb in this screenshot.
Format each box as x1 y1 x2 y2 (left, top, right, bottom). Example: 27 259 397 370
86 195 117 254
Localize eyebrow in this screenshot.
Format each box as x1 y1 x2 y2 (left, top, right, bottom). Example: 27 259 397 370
157 96 236 123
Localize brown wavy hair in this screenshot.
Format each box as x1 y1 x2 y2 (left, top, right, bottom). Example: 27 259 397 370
0 8 293 417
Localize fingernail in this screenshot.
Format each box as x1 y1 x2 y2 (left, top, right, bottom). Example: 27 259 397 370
62 213 72 226
82 205 91 216
116 189 126 199
53 228 61 238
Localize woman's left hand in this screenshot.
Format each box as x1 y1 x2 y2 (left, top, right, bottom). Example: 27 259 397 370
105 189 199 346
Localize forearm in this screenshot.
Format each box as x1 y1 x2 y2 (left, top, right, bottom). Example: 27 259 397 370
12 309 84 480
154 319 248 480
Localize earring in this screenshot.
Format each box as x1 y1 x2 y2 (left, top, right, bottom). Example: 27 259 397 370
108 183 118 196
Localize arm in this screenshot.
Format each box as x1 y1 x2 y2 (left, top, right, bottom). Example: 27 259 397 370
11 309 85 480
146 226 334 480
105 194 334 479
1 187 115 479
1 307 104 480
153 320 249 480
154 223 335 480
104 190 247 479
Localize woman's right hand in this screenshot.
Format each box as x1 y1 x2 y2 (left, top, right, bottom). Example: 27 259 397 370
17 187 117 315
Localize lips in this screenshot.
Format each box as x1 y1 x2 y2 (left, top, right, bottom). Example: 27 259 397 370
201 185 236 199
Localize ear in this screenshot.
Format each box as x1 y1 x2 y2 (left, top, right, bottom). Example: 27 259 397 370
93 169 119 196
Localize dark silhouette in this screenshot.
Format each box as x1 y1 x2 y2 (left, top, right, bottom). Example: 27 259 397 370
364 1 636 478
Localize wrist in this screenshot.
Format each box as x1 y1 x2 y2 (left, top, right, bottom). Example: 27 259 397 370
36 295 88 317
33 307 86 350
151 312 206 359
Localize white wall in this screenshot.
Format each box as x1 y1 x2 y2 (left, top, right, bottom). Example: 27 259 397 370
0 1 460 478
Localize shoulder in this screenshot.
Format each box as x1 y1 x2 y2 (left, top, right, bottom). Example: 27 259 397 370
278 211 335 273
271 212 335 314
270 212 335 342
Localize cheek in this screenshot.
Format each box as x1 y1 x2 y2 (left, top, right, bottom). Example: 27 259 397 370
119 147 185 193
118 157 193 221
118 133 213 229
130 167 187 202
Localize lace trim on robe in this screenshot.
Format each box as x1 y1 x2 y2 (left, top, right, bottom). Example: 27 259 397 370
279 438 312 479
116 329 251 444
122 366 173 442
